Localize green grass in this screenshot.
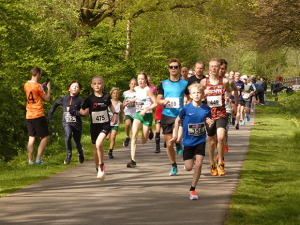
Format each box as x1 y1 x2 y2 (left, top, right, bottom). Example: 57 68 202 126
0 116 155 197
225 92 300 225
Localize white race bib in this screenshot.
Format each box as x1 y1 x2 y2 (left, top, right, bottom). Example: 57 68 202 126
188 123 205 136
64 112 76 123
243 93 249 99
166 97 180 108
135 100 145 112
207 95 222 108
92 111 109 124
126 97 135 108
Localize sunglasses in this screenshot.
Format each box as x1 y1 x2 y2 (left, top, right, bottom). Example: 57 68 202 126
169 66 179 69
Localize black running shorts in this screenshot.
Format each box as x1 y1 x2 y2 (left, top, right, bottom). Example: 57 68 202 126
183 142 206 160
26 116 49 137
205 116 228 137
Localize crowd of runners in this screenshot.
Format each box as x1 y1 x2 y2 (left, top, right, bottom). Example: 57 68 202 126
24 58 260 200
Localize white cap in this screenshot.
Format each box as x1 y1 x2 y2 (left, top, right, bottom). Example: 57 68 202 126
241 75 248 80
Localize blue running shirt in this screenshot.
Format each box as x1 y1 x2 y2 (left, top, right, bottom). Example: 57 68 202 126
158 78 188 118
179 103 211 147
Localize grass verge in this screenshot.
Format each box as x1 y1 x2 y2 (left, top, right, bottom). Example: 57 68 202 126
0 117 155 198
225 92 300 224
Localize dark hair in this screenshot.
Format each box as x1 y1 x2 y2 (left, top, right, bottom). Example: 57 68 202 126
168 58 181 68
219 59 227 68
137 71 149 86
67 80 82 93
31 67 42 76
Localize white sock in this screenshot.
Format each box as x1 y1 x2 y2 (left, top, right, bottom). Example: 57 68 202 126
126 136 130 138
36 157 41 163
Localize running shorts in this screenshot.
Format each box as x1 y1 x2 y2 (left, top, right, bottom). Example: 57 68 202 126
134 112 153 127
183 142 206 160
161 114 176 134
91 123 111 144
205 116 228 137
26 116 49 137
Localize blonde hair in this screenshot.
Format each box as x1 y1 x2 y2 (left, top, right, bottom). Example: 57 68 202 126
188 82 204 95
209 58 220 66
92 76 104 83
110 87 120 96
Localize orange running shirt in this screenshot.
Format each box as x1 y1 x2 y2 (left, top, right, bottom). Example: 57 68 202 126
24 81 45 119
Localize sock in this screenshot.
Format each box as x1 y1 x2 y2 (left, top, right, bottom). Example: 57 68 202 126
126 136 130 138
155 133 160 145
131 159 136 163
36 157 41 163
172 162 177 168
109 149 113 154
29 160 33 164
190 186 195 191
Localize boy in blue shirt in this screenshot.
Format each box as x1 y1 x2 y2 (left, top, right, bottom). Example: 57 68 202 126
171 83 214 200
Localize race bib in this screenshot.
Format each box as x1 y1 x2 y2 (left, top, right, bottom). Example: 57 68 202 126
92 111 109 124
135 100 145 112
166 97 180 108
126 97 135 107
243 93 250 99
207 95 222 108
64 112 76 123
188 123 205 136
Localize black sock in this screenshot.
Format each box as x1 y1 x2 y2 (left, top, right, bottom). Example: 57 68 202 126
109 149 113 154
190 186 195 191
155 133 160 145
172 162 177 167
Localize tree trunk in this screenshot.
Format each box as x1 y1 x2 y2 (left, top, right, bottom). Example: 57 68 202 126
125 19 131 60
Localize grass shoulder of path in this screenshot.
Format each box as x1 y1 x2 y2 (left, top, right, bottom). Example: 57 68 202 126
226 92 300 225
0 116 156 198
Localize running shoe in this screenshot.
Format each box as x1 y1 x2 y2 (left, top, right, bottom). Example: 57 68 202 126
241 121 245 126
210 160 218 176
108 152 114 159
246 115 250 121
232 117 236 126
169 166 178 176
189 190 198 200
78 149 85 163
64 155 72 164
28 161 33 165
154 145 161 153
225 144 229 153
235 123 239 130
127 159 136 168
123 137 130 147
176 143 183 156
35 160 48 165
149 130 154 140
218 163 226 176
97 164 105 181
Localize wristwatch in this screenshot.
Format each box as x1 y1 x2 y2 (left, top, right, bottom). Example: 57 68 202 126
113 112 118 115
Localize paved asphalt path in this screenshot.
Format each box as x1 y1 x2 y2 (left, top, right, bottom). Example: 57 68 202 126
0 113 255 225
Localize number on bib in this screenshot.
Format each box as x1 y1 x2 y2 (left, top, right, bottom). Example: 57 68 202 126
92 111 109 124
188 123 205 136
207 95 222 108
166 98 180 108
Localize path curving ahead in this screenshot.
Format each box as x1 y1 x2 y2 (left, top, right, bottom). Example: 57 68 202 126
0 113 255 225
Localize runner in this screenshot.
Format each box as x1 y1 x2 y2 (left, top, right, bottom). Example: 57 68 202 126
199 58 231 176
24 67 51 165
79 76 118 181
171 83 214 200
125 72 157 167
47 80 85 164
217 59 238 158
242 75 255 122
106 87 125 159
154 85 163 153
157 58 188 176
147 75 156 140
122 78 137 147
248 77 256 112
188 69 195 78
233 72 244 129
186 61 206 104
181 67 188 80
